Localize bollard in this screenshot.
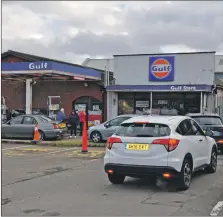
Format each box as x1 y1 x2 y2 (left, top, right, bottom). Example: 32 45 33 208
81 121 88 153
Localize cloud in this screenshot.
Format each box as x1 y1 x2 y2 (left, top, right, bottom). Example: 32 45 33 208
2 1 223 64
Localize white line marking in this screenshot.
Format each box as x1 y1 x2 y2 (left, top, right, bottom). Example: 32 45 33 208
210 201 223 216
2 145 33 151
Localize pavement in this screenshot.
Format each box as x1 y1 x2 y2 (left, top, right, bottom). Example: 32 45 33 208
2 143 223 216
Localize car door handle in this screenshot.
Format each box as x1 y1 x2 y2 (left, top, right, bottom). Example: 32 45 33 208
199 139 203 142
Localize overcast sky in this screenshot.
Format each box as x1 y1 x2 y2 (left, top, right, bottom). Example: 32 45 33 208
2 1 223 64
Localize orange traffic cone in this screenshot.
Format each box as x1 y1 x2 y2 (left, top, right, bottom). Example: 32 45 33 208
33 123 40 143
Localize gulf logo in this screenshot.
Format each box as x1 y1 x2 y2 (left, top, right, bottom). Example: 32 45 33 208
151 58 172 79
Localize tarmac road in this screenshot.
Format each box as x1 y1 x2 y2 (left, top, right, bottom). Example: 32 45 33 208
2 143 223 216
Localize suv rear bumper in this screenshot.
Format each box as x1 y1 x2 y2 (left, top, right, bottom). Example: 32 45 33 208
104 163 180 178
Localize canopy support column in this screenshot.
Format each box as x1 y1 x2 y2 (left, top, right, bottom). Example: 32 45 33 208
26 79 32 114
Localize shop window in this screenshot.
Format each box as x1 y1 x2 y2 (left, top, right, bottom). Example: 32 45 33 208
135 93 150 115
118 93 134 115
152 93 200 115
118 99 134 115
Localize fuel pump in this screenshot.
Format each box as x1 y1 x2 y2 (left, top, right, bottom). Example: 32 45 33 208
47 96 61 120
1 97 7 123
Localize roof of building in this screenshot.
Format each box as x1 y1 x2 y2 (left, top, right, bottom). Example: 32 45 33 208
1 50 109 83
82 58 114 72
2 50 105 72
113 51 216 57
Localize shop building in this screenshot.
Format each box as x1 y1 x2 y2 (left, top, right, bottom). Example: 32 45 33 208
215 55 223 118
1 50 112 126
106 51 217 120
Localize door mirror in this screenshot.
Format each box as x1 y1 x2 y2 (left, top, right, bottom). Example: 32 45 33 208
204 129 213 137
104 122 110 128
7 121 11 125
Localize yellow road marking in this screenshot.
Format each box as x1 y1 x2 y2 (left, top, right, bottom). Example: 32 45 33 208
63 150 105 158
4 151 25 156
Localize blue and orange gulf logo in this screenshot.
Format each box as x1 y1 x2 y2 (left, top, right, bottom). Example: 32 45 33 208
149 56 175 81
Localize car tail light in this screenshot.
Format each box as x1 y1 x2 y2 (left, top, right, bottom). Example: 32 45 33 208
218 140 223 144
53 123 59 129
151 138 180 152
106 137 122 149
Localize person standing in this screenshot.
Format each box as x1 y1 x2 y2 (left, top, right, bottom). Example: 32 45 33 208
56 108 66 122
79 109 86 136
68 110 80 138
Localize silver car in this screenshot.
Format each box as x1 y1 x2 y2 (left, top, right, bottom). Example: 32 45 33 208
1 115 67 140
88 114 138 143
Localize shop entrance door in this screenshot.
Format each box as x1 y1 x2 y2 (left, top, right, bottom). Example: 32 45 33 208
74 103 89 130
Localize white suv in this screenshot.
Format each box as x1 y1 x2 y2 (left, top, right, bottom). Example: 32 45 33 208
104 115 218 190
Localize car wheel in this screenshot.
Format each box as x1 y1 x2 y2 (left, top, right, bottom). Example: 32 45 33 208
90 131 102 143
206 148 217 173
38 130 45 141
178 158 192 190
108 174 125 184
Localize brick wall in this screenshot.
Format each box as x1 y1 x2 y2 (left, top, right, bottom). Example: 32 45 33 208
32 80 102 116
1 80 26 109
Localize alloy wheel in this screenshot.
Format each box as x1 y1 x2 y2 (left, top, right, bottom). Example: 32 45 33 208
92 132 101 143
184 162 191 187
211 151 217 171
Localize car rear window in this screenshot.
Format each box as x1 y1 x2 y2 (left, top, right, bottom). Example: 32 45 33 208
192 116 223 125
38 116 50 123
114 122 171 137
40 116 53 122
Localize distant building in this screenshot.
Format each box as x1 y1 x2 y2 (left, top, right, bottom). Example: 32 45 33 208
82 58 114 72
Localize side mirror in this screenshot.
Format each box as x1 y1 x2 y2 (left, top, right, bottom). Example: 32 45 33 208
104 122 110 128
205 129 213 137
7 121 11 125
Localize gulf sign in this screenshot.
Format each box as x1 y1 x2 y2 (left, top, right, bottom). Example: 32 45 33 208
149 56 174 81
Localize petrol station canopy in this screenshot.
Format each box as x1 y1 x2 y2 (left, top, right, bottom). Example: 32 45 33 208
1 61 103 81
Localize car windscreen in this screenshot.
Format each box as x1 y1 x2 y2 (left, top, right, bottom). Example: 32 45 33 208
192 116 223 125
114 122 171 137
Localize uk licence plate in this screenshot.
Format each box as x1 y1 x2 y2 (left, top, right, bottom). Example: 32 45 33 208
58 123 66 128
126 144 149 151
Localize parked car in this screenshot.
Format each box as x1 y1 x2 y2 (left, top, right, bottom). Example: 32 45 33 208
104 115 218 190
88 114 138 143
1 115 67 141
186 113 223 154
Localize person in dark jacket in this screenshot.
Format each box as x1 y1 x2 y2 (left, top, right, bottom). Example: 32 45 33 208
68 110 80 138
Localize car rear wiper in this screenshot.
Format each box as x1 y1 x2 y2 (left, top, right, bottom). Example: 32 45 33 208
135 134 154 137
